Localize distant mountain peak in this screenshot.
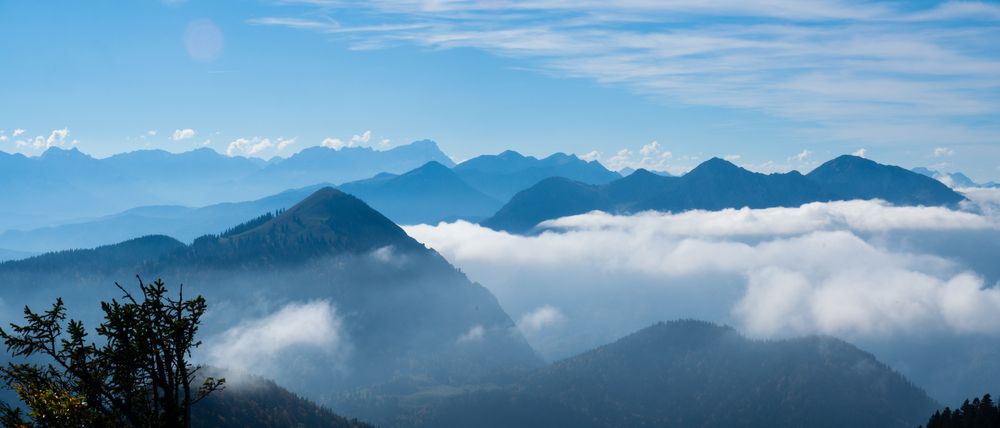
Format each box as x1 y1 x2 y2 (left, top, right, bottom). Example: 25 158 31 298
686 157 746 177
543 152 577 162
39 146 90 161
498 150 527 159
814 154 883 173
409 139 440 149
207 187 421 258
410 160 452 173
628 168 658 178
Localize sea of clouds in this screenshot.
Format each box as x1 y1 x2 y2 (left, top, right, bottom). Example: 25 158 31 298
405 192 1000 367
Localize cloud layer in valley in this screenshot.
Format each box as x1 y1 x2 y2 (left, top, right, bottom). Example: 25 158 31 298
405 199 1000 359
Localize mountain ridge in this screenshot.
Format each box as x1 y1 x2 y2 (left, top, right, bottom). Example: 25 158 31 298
484 155 966 233
397 320 938 428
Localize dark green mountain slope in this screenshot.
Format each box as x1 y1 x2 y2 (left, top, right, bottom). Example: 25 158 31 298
402 321 938 428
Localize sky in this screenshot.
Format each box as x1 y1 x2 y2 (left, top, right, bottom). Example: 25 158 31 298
1 0 998 179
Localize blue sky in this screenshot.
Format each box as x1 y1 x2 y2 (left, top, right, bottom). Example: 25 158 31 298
1 0 998 179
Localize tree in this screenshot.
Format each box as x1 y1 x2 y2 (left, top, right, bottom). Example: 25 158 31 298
0 276 224 427
919 394 999 428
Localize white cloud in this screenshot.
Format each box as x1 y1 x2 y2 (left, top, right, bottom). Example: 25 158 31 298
351 130 372 145
852 148 867 157
639 141 661 157
12 128 79 152
276 137 296 151
789 149 812 162
723 154 742 162
45 129 70 148
172 128 197 141
0 135 7 142
933 147 955 157
147 130 158 137
320 130 380 151
602 143 675 173
206 300 342 373
321 137 347 150
541 201 994 236
579 150 600 162
518 305 566 333
405 201 1000 348
457 324 485 343
227 137 274 157
604 148 633 171
960 187 1000 216
254 1 1000 148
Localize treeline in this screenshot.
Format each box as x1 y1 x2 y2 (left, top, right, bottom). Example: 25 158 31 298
921 394 999 428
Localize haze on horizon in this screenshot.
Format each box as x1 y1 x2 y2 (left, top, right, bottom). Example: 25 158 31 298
1 0 999 180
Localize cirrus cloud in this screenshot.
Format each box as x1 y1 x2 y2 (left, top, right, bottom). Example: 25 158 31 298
254 0 1000 151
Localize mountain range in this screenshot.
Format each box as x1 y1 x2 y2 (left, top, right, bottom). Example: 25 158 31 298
0 188 542 403
395 321 937 428
452 150 621 201
484 155 966 233
339 161 503 224
0 152 973 255
0 141 453 231
0 183 957 427
0 149 621 253
913 167 1000 189
0 185 325 254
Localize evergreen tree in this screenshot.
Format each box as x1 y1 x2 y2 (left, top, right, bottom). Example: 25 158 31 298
919 394 999 428
0 277 223 427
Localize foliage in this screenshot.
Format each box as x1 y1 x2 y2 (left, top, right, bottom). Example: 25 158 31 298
920 394 999 428
0 277 224 427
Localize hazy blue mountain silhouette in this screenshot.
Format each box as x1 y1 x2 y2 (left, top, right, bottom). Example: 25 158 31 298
0 184 328 253
484 155 965 233
913 166 980 188
254 140 454 190
453 150 620 201
400 320 937 428
619 166 672 177
0 187 542 406
0 141 453 232
807 155 964 205
339 161 502 224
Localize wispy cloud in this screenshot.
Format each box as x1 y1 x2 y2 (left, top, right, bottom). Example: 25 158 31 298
254 1 1000 147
